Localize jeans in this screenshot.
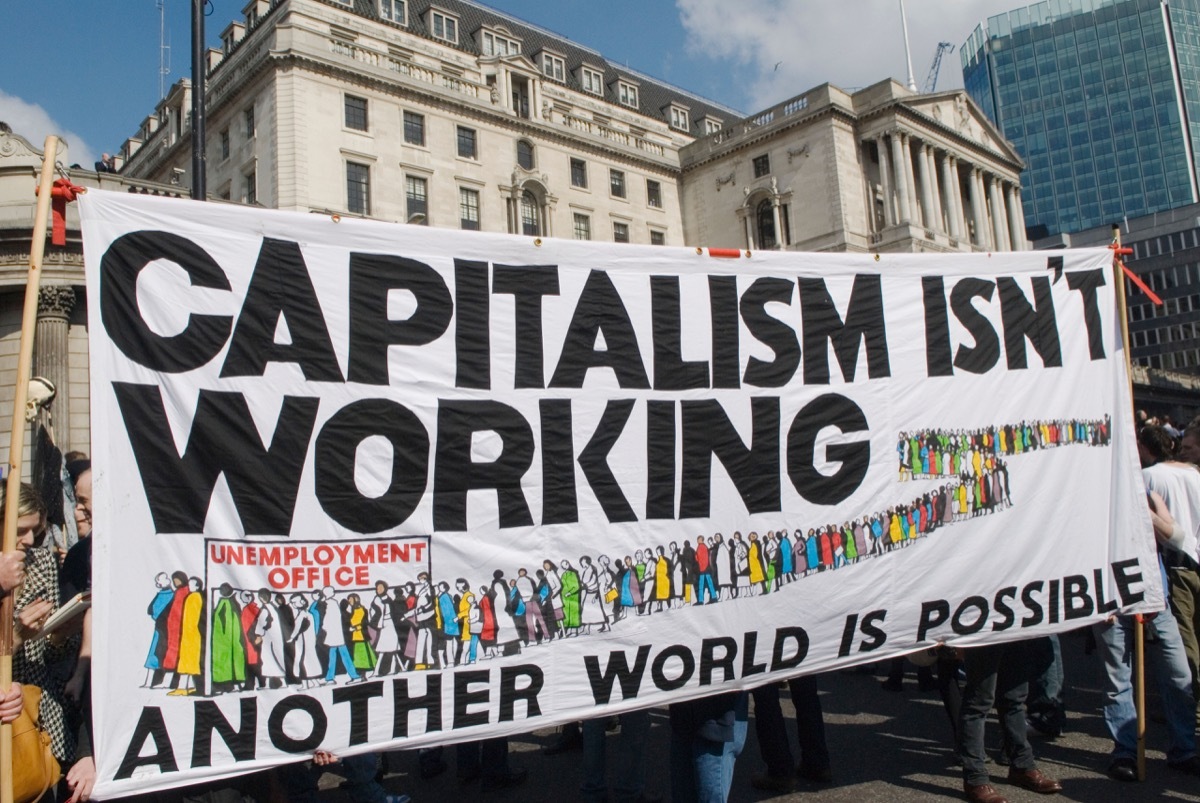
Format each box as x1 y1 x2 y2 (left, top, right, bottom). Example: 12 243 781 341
1027 635 1064 733
958 641 1036 786
752 675 829 777
581 710 650 802
670 693 748 803
1094 614 1196 763
697 573 717 604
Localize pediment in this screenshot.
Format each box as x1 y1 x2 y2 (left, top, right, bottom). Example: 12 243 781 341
906 92 1022 166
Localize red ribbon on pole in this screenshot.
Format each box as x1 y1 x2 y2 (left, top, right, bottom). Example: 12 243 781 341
35 178 84 246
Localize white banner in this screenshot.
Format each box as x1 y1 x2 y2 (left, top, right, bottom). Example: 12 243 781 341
80 190 1160 797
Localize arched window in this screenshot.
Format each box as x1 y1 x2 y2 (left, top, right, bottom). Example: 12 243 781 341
756 198 777 250
517 140 535 170
520 190 540 236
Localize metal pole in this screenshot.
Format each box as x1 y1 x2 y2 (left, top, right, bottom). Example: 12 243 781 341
191 0 206 200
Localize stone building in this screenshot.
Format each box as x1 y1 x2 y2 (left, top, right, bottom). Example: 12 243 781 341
680 80 1028 253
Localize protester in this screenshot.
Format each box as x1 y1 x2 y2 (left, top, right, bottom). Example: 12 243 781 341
957 637 1062 802
1095 425 1200 781
669 690 748 803
580 709 658 802
750 676 831 793
281 750 410 803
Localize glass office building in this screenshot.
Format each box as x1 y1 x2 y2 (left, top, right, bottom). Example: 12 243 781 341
962 0 1200 238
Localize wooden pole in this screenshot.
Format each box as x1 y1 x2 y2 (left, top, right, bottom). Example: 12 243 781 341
0 135 59 803
1110 224 1146 781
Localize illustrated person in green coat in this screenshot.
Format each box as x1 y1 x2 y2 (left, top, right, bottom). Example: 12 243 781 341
211 582 245 694
560 559 582 635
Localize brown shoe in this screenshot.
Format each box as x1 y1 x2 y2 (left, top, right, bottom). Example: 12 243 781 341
963 782 1010 803
1007 767 1063 794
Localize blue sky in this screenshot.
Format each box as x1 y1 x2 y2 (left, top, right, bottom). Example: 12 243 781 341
0 0 1023 167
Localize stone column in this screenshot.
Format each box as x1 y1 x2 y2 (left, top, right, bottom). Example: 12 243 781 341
940 153 961 240
916 140 936 231
744 211 756 250
1011 189 1028 248
951 157 968 240
33 285 76 453
772 198 784 248
889 133 911 224
1005 183 1025 251
988 177 1010 251
926 146 944 233
876 136 894 228
968 168 988 248
901 133 920 227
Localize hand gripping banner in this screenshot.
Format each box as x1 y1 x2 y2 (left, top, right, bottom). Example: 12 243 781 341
79 190 1160 797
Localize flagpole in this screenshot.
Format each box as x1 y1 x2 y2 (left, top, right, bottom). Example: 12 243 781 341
0 134 59 803
1110 224 1146 781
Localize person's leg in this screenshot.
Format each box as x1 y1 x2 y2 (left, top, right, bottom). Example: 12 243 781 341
670 729 699 803
936 652 964 744
691 735 728 803
580 718 609 802
994 642 1035 771
417 745 446 780
1094 618 1137 761
789 675 830 778
750 683 793 779
718 693 750 801
1147 612 1198 763
611 709 651 803
277 760 322 803
958 643 1002 787
456 741 482 781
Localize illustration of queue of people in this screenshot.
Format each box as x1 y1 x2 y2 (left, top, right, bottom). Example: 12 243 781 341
897 416 1111 481
142 418 1103 695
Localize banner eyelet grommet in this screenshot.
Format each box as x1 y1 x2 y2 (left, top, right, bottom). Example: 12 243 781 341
534 238 543 246
331 214 341 223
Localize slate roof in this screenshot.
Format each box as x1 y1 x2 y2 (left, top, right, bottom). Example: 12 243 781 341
333 0 743 133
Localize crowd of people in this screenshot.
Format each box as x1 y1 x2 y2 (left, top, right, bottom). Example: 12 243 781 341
3 408 1200 802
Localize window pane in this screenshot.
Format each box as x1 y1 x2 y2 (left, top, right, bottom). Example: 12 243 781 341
347 162 370 215
613 222 629 242
647 180 662 208
517 141 535 170
521 190 539 236
570 158 587 188
457 126 476 159
404 111 425 145
406 176 428 223
650 230 665 245
610 169 625 198
573 213 591 240
345 95 368 131
460 187 480 230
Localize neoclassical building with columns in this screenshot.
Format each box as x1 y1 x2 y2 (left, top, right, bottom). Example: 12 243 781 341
680 80 1027 253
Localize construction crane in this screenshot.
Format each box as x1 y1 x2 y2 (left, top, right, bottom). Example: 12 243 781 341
923 42 955 94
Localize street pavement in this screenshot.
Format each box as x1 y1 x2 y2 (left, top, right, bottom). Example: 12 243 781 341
320 629 1200 802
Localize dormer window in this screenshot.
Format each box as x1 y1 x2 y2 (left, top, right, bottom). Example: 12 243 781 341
580 66 603 96
481 28 520 57
669 105 690 132
618 80 639 108
380 0 406 25
704 117 723 134
430 9 458 44
541 51 566 82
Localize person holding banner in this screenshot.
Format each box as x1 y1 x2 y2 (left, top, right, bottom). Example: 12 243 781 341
1094 425 1200 781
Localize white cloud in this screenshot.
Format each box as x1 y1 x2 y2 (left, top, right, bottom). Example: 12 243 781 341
0 90 96 167
677 0 1030 112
